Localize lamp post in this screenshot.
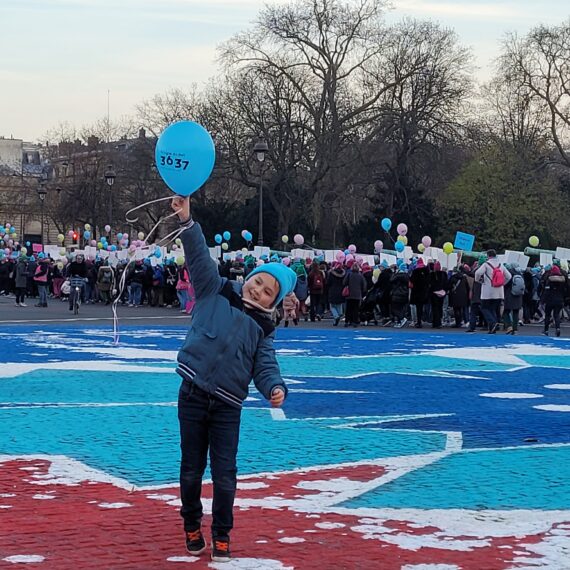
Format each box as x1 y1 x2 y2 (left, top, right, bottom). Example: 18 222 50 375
253 140 268 246
36 181 48 251
104 165 116 237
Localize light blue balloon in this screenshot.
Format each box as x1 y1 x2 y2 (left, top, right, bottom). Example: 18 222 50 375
155 121 216 197
381 217 392 231
214 234 223 244
117 233 123 240
38 252 45 259
245 231 253 242
83 231 91 239
344 249 350 255
155 249 162 258
223 231 231 241
110 245 117 251
395 241 405 252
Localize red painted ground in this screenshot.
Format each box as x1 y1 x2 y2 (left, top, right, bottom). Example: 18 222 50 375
0 458 561 569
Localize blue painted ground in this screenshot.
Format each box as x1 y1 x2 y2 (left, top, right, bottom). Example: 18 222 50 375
1 326 569 509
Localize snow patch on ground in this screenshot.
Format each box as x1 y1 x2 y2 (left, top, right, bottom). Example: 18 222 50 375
534 405 570 412
2 555 45 563
480 392 543 399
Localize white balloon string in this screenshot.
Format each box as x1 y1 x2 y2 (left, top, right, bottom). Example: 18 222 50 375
113 194 186 345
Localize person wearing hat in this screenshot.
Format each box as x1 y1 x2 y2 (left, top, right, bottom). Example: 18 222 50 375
541 264 567 336
171 195 296 563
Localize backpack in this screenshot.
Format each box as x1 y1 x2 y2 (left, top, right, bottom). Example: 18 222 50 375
489 264 505 288
511 274 525 296
100 270 112 284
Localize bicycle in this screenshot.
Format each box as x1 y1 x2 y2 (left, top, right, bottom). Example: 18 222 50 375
69 277 86 315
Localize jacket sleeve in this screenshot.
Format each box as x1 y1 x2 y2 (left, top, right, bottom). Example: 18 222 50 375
252 332 288 401
179 221 223 299
475 265 486 282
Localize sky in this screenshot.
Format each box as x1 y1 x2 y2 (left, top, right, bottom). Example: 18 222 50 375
0 0 568 142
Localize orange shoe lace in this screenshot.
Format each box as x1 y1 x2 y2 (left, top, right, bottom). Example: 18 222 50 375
186 530 202 542
214 540 229 552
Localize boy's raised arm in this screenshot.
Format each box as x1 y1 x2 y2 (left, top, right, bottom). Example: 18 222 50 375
172 196 222 299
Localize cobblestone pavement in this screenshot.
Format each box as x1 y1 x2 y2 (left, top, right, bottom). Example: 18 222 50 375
1 326 570 569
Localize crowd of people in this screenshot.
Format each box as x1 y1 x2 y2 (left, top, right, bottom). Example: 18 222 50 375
1 247 568 336
0 253 194 313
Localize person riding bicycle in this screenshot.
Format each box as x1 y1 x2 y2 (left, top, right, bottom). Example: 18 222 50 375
67 253 87 311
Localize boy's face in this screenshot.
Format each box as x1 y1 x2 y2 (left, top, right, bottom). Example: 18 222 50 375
243 272 279 309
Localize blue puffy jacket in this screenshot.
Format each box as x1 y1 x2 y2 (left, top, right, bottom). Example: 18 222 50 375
176 221 288 408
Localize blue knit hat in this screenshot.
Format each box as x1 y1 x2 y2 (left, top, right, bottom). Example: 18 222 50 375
246 262 297 306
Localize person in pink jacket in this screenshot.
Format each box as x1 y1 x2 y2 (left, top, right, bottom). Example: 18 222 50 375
282 291 299 327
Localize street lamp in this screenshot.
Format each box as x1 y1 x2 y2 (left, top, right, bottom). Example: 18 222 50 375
253 139 269 246
104 165 116 236
37 181 48 251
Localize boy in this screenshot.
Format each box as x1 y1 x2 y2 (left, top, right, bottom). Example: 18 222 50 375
171 196 296 563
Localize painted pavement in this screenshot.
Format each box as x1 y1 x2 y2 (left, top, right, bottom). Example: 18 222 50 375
0 327 570 569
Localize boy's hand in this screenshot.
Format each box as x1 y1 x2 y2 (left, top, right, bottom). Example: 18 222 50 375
171 196 191 221
270 387 285 408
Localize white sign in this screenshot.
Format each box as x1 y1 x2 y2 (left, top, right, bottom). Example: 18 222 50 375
380 253 397 266
555 247 570 261
540 253 553 267
254 246 271 258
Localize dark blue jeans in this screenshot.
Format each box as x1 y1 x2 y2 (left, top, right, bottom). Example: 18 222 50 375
178 381 241 538
481 298 502 330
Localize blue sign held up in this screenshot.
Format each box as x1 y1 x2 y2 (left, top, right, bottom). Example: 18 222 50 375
454 231 475 251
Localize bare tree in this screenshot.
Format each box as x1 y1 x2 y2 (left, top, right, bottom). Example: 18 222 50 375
501 21 570 167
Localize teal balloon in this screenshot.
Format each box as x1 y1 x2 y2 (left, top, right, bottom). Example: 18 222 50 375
244 231 253 242
214 234 223 244
223 231 231 241
381 218 392 231
155 121 216 197
395 241 405 252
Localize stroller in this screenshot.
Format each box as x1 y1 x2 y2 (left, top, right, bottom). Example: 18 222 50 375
359 289 379 326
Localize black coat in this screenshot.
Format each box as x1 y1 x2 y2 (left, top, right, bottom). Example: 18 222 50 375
448 272 470 308
429 270 448 297
410 267 430 304
542 273 567 306
390 272 410 304
327 269 346 305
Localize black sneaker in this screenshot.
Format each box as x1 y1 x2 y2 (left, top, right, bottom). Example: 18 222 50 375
211 537 231 563
185 528 207 556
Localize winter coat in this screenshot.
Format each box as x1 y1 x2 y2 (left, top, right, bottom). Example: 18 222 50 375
308 269 326 294
327 268 346 305
342 270 367 301
68 260 87 278
294 273 309 302
541 272 567 306
448 272 470 308
409 267 430 304
429 270 448 298
474 259 512 300
129 264 146 284
376 268 393 303
504 271 524 311
390 271 410 304
15 260 28 289
177 221 287 409
97 266 115 292
283 293 299 319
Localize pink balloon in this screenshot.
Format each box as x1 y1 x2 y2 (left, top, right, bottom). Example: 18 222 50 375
356 255 363 263
374 240 383 251
348 244 357 253
422 235 432 248
5 223 11 229
294 234 304 246
68 230 74 237
336 251 345 262
90 240 97 247
107 246 112 251
345 254 354 263
61 257 68 265
397 223 408 236
104 225 111 233
283 257 291 266
129 245 136 253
